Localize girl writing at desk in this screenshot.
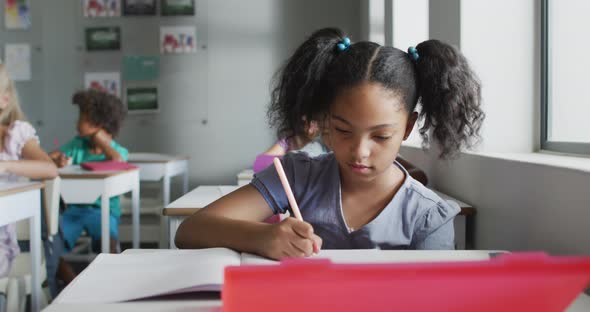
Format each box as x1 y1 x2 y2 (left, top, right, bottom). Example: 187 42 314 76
176 28 484 259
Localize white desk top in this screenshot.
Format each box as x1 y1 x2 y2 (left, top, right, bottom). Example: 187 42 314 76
41 293 590 312
58 165 138 179
0 180 43 312
0 180 44 197
44 248 590 312
165 185 239 210
236 169 254 180
129 153 189 163
433 190 471 208
43 300 221 312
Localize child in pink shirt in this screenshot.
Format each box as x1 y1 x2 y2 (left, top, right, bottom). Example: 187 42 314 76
0 63 57 277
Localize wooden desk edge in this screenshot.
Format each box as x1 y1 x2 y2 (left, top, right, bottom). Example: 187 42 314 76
0 182 45 197
460 207 476 216
59 167 139 179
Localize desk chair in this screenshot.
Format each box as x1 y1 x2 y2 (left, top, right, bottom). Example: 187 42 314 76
9 177 61 311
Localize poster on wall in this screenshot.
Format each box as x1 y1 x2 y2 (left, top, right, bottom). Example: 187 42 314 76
83 0 121 17
84 72 121 97
4 0 31 29
126 87 158 113
123 0 156 16
160 26 196 54
4 44 30 81
161 0 194 16
85 27 121 51
123 55 159 81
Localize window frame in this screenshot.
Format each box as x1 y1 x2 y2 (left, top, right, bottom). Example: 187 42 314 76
541 0 590 155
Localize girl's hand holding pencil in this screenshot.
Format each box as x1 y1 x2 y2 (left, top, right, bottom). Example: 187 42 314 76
257 157 322 260
260 217 322 260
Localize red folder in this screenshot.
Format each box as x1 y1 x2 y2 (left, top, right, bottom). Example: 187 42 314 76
223 253 590 312
80 161 137 171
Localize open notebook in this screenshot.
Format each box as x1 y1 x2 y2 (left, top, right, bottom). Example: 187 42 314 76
54 248 497 304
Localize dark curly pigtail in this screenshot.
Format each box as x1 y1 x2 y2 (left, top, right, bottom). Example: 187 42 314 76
268 28 347 141
413 40 484 158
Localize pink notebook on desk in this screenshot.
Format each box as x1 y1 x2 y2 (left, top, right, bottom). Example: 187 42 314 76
80 161 137 171
223 252 590 312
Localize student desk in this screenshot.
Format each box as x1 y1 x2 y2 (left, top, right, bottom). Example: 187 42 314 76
43 300 221 312
236 169 253 186
128 153 189 247
58 166 140 253
39 290 590 312
128 153 189 207
43 249 590 312
0 181 43 312
163 185 238 248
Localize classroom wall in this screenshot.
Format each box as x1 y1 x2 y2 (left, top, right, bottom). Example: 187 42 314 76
0 1 44 130
403 0 590 255
391 0 428 146
429 0 460 48
1 0 360 188
402 146 590 255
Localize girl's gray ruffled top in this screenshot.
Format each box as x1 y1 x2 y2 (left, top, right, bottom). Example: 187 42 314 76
251 152 460 250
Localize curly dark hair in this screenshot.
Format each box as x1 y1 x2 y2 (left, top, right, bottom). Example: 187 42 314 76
268 27 484 158
72 89 126 137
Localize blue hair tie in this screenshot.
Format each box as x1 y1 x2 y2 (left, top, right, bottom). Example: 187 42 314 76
407 46 419 61
337 37 351 51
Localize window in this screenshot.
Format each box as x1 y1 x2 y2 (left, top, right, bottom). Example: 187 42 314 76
542 0 590 155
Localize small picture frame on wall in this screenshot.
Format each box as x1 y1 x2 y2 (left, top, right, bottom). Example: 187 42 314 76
4 0 31 29
123 0 156 16
160 26 196 54
161 0 194 16
83 0 121 17
85 27 121 51
4 44 31 81
85 72 121 98
123 55 160 81
126 87 158 113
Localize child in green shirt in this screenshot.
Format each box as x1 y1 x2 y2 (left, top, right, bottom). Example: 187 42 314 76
50 89 128 253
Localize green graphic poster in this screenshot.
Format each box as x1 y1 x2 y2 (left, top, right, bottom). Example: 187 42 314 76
123 56 160 81
127 87 158 112
85 27 121 51
161 0 194 16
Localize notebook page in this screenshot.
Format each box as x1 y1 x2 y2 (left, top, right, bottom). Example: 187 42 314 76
54 248 240 304
240 249 498 265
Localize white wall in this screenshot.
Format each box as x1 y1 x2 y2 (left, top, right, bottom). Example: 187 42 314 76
403 0 590 255
391 0 429 146
402 146 590 254
429 0 460 47
392 0 428 50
